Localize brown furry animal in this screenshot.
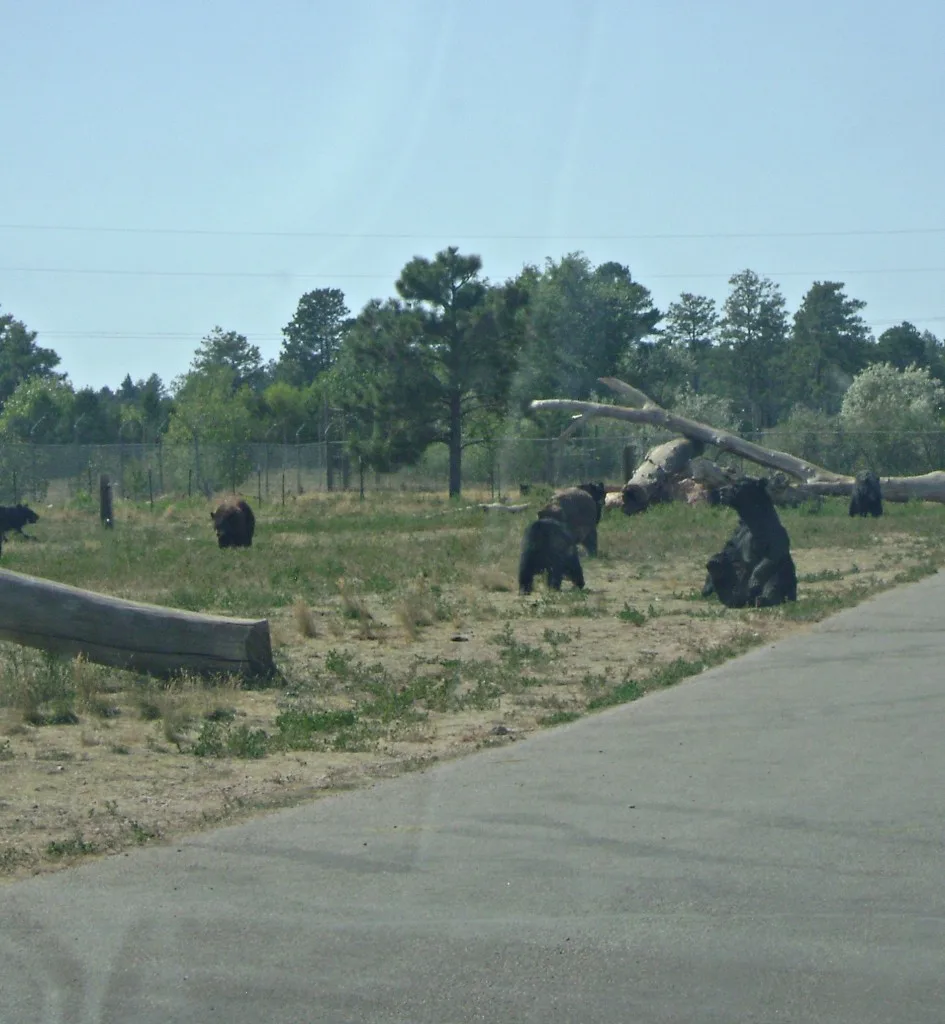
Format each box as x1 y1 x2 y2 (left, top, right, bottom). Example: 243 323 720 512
210 498 256 549
537 486 600 555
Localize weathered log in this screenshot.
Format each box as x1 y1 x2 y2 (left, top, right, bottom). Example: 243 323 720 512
0 568 275 679
690 459 821 507
621 438 705 514
530 377 945 505
479 502 530 513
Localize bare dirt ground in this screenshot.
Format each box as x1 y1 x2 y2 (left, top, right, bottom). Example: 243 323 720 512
0 528 918 884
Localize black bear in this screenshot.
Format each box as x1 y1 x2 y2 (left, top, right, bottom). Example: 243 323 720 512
849 470 883 518
576 481 607 524
537 486 600 555
702 476 797 608
519 518 585 595
210 499 256 549
0 504 39 539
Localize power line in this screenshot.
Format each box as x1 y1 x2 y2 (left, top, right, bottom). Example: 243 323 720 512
0 266 387 280
3 222 945 241
3 265 945 281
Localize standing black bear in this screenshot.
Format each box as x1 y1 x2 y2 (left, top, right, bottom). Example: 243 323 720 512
702 476 797 608
537 486 601 555
210 499 256 549
519 518 585 595
849 470 883 517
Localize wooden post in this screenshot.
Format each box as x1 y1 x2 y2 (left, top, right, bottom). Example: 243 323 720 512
12 470 17 505
148 468 154 509
0 568 275 679
99 475 113 528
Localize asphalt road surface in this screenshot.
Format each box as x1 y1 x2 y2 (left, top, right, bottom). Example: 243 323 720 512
3 573 945 1023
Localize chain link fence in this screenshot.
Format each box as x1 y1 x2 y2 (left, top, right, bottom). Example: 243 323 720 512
2 428 944 507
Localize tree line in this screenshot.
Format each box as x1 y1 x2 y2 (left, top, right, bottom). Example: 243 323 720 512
2 247 945 494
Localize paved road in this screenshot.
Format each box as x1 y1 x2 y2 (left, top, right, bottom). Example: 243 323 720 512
3 574 945 1023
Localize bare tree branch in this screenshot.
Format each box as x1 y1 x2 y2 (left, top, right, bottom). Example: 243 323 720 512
529 377 945 504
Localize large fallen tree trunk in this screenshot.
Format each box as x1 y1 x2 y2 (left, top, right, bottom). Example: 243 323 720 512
619 438 706 513
530 377 945 505
0 569 275 679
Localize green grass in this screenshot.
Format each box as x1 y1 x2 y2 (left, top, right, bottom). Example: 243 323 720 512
1 491 944 764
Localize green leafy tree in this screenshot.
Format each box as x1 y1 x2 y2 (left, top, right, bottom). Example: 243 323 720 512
840 362 945 474
663 292 720 393
166 368 257 490
0 306 63 409
618 339 694 407
0 376 75 441
513 255 660 415
113 373 172 442
330 300 441 474
261 379 326 443
279 288 351 385
719 270 789 431
786 282 871 413
191 327 266 392
872 322 929 372
393 247 522 497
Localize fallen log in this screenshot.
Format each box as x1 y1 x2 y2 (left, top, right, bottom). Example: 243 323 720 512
530 377 945 505
479 502 530 513
621 437 705 514
0 568 275 679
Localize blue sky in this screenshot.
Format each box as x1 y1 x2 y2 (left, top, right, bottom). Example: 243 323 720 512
1 0 944 392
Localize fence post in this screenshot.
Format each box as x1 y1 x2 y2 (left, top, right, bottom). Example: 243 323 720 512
100 475 113 528
148 469 154 509
12 470 17 505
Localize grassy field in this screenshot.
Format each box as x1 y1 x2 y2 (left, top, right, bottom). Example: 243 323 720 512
1 485 943 881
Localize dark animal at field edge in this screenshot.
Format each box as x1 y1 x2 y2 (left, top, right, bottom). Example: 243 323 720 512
210 499 256 549
519 518 585 595
849 470 883 518
702 476 797 609
537 486 601 555
0 504 40 553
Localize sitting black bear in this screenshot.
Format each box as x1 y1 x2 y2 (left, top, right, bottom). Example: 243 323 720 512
519 518 585 595
702 476 797 608
210 498 256 549
849 470 883 517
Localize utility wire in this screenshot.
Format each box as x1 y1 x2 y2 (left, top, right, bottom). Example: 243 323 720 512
2 222 945 241
3 265 945 280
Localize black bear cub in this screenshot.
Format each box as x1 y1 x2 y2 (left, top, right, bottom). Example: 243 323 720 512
703 476 797 609
848 470 883 518
519 518 585 595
